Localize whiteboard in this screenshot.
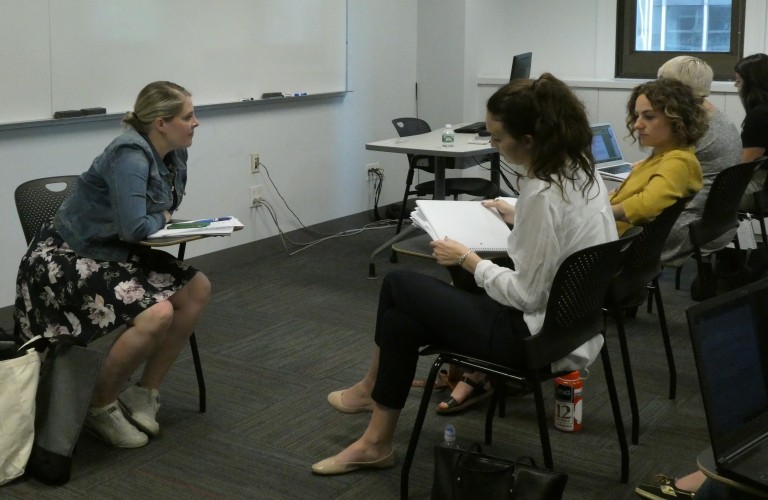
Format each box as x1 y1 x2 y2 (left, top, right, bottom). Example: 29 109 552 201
0 0 347 124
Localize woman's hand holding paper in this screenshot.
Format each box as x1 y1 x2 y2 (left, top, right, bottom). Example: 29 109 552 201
481 198 516 224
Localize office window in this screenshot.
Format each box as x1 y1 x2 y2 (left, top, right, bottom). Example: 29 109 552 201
616 0 745 80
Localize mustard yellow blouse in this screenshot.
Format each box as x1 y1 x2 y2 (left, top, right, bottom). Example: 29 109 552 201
609 146 702 235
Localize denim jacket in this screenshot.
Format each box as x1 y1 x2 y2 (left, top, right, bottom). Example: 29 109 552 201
55 128 188 262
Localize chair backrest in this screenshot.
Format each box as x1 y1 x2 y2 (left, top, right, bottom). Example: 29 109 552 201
690 159 765 248
610 196 690 304
15 176 80 245
392 117 434 173
521 230 642 369
392 117 431 138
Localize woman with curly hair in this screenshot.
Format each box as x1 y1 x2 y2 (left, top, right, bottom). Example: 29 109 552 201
610 78 709 235
312 73 617 476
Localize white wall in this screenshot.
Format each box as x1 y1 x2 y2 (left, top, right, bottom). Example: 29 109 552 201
4 0 768 309
0 1 418 308
419 0 768 171
416 0 465 129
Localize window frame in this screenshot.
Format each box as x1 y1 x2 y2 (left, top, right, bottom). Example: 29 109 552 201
616 0 746 81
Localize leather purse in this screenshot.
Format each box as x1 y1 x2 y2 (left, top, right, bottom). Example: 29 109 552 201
431 443 568 500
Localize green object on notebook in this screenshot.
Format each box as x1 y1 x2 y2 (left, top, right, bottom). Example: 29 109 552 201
167 222 210 229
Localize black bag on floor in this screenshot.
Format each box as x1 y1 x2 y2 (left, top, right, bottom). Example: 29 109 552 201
692 247 768 301
26 336 102 485
432 443 568 500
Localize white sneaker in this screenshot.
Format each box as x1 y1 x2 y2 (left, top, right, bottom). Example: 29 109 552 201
85 401 148 448
118 385 161 437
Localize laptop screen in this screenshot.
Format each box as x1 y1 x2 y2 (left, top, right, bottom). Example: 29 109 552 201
687 280 768 459
591 123 624 164
510 52 532 81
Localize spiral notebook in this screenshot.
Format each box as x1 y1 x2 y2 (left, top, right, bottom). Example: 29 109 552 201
411 199 514 252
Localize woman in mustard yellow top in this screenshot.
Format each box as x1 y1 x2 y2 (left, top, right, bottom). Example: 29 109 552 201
611 78 709 235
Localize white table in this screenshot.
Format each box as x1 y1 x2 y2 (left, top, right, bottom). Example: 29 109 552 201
365 127 501 277
365 127 499 199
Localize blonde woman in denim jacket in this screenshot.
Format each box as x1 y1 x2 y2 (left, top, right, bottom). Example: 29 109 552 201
14 81 210 449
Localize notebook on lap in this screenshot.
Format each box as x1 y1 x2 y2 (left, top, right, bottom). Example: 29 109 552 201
591 123 632 181
686 279 768 490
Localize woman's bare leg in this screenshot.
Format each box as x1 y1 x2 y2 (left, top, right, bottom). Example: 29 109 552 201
139 272 211 389
437 370 486 410
675 470 706 492
91 300 175 406
335 346 380 408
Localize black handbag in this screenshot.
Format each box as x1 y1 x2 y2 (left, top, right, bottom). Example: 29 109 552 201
431 443 568 500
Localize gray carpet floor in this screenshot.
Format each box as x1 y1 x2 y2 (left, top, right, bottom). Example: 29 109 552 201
3 218 712 499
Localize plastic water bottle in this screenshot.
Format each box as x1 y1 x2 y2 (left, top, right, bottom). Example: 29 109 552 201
442 423 459 448
442 124 455 148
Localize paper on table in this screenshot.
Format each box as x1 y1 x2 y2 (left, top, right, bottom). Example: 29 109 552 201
146 216 244 239
411 199 516 252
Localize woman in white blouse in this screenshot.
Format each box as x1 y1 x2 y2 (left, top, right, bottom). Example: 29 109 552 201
312 73 618 476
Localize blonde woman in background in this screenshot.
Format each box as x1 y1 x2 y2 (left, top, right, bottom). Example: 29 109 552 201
656 56 742 266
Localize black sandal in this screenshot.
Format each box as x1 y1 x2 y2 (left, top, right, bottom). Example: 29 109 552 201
436 376 493 414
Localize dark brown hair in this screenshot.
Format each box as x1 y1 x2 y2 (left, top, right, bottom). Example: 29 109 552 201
734 53 768 111
486 73 596 195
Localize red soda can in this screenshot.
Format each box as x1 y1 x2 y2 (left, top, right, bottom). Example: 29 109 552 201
554 371 583 432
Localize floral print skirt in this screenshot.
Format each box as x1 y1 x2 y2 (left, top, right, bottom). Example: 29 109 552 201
14 221 199 344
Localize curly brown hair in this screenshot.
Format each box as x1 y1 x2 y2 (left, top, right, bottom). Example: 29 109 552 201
486 73 596 195
625 78 708 147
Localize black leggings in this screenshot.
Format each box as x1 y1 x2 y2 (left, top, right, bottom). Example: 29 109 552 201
370 269 530 409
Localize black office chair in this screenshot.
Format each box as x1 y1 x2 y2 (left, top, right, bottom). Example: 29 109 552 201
604 198 689 446
687 159 765 301
399 233 639 498
14 176 207 413
390 118 500 236
742 162 768 248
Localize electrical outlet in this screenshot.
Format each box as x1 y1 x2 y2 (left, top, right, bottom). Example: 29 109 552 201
250 153 260 174
250 185 264 207
366 162 380 181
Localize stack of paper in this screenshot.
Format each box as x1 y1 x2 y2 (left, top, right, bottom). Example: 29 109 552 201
147 216 244 239
410 199 515 252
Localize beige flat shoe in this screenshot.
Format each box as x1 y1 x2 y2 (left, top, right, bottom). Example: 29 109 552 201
327 390 374 414
311 450 395 475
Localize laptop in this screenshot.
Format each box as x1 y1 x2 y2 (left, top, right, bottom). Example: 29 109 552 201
454 121 487 134
510 51 532 81
591 122 632 180
686 279 768 490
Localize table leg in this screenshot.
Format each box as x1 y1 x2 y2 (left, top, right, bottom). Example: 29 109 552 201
433 157 449 200
490 152 500 188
